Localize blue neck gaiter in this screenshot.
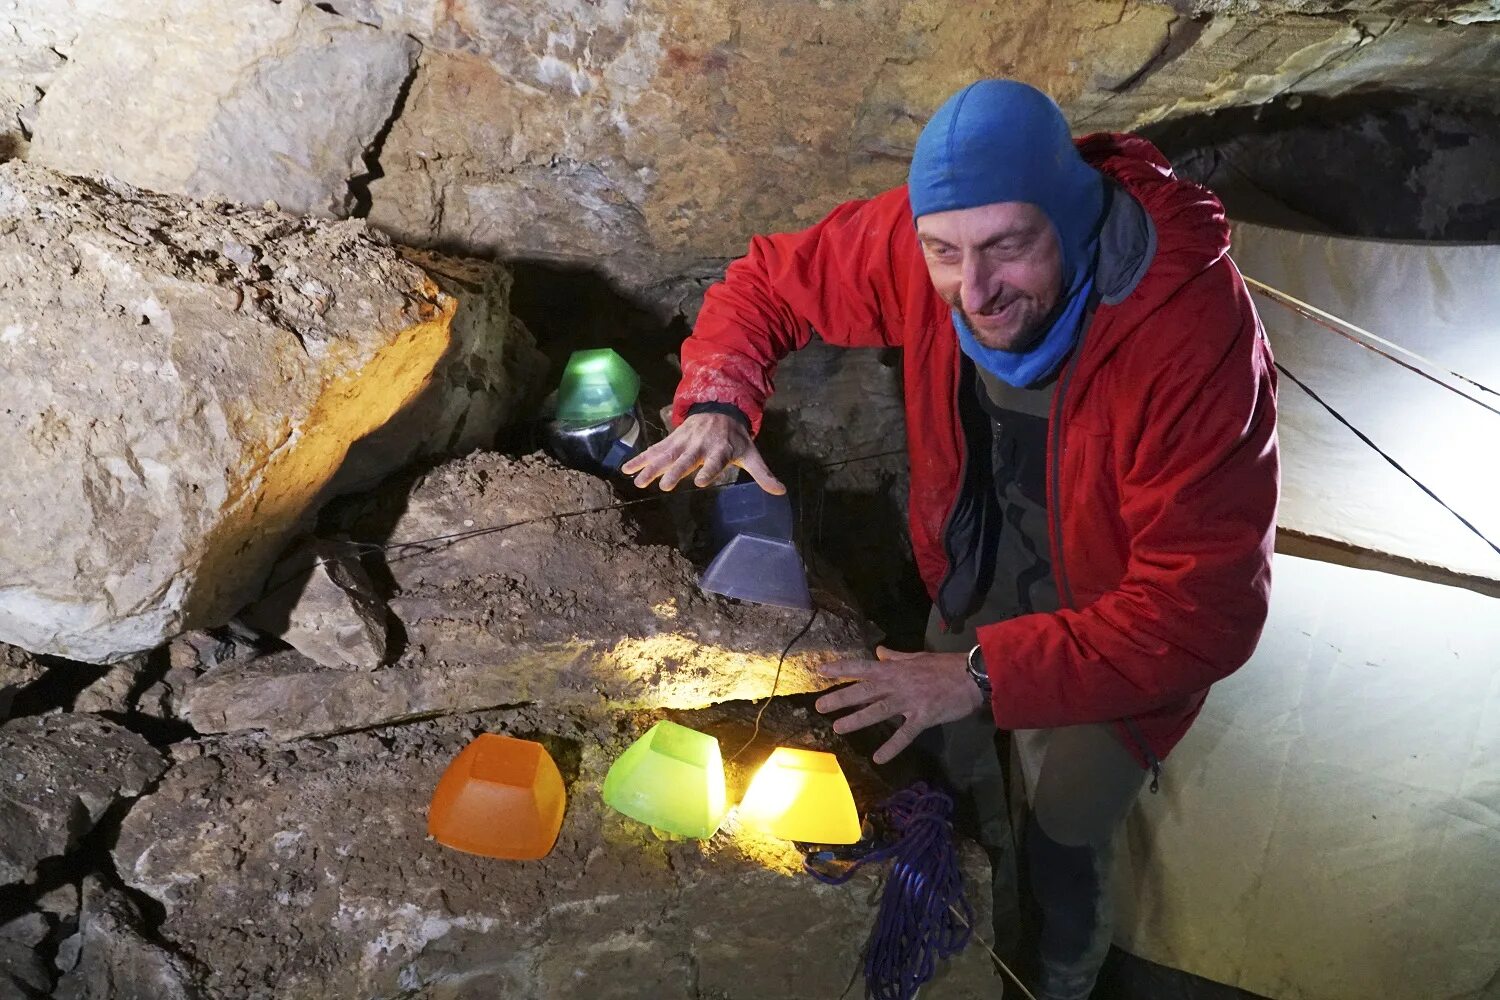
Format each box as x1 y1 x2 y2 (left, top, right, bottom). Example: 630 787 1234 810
908 80 1105 388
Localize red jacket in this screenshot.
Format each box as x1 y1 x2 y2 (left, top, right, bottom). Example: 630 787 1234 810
673 134 1279 766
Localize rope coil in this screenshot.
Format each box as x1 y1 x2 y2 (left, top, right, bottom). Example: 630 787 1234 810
807 784 974 1000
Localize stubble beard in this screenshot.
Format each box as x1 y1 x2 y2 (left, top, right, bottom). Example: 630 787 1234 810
958 299 1047 353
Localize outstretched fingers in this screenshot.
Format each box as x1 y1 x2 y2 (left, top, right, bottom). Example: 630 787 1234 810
735 446 786 495
829 699 902 736
872 719 924 765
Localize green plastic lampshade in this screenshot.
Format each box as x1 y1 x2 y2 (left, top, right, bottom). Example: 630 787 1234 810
555 348 641 425
602 720 727 839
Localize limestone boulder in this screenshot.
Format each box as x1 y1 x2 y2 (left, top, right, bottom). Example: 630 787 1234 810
179 452 871 741
115 705 998 1000
27 0 417 217
72 656 153 716
0 0 102 157
0 714 165 887
0 162 482 662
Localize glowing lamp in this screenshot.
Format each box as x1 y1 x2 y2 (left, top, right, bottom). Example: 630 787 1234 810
428 734 566 860
602 720 727 839
554 348 641 425
738 747 861 845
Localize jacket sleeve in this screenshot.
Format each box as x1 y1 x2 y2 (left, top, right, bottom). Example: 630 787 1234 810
672 189 912 434
979 262 1280 728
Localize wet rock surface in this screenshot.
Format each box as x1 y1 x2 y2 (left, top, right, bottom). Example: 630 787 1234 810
114 704 997 1000
0 715 165 887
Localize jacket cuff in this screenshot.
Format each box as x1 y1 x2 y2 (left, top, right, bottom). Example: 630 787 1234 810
684 401 752 433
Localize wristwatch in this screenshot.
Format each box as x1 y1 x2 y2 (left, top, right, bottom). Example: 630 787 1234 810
965 643 992 696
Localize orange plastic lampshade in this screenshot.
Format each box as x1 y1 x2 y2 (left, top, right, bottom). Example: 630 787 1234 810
738 747 861 845
428 734 566 860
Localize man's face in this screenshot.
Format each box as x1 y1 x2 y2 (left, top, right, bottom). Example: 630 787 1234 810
916 202 1063 352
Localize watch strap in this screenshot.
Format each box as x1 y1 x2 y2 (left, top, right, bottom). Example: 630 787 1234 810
965 643 992 695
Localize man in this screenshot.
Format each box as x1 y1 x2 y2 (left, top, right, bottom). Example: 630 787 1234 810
623 80 1278 999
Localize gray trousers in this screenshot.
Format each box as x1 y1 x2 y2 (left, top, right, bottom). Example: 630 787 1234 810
924 607 1145 1000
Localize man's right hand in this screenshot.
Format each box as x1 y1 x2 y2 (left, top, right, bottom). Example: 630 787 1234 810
621 411 786 494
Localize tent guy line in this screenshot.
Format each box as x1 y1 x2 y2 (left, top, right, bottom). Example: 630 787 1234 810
1274 358 1500 560
1243 273 1500 418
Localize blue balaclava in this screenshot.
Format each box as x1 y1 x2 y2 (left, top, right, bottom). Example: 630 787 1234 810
908 80 1105 388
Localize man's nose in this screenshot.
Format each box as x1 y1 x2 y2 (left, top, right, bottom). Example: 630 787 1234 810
959 255 993 313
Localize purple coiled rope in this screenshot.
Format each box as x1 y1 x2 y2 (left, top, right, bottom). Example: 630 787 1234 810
806 783 974 1000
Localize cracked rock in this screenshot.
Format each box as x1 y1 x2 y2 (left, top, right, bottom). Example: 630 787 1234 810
241 538 389 670
0 714 166 887
28 0 417 218
53 877 200 1000
0 644 45 721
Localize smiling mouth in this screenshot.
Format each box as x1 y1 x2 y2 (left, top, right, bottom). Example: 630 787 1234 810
972 299 1021 325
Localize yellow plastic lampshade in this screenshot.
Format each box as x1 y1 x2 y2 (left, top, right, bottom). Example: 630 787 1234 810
738 747 861 845
428 734 566 860
602 720 728 839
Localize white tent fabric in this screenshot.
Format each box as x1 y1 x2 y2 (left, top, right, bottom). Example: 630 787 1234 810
1113 554 1500 1000
1108 227 1500 999
1229 224 1500 586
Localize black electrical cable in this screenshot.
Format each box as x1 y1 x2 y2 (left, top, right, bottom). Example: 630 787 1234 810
1275 359 1500 560
726 606 820 764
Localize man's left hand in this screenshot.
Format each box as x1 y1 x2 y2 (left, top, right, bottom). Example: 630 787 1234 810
814 646 986 765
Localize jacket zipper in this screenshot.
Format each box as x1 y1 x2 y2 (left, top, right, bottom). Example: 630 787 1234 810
1047 315 1163 793
934 354 970 627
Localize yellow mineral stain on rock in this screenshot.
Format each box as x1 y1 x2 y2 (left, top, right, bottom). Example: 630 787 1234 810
598 633 842 709
183 288 459 628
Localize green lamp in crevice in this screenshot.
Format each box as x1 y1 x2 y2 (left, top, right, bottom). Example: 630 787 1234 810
555 348 641 425
543 349 649 475
602 720 728 840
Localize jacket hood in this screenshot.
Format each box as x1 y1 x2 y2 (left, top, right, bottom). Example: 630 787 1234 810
1069 132 1232 372
1079 133 1230 299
